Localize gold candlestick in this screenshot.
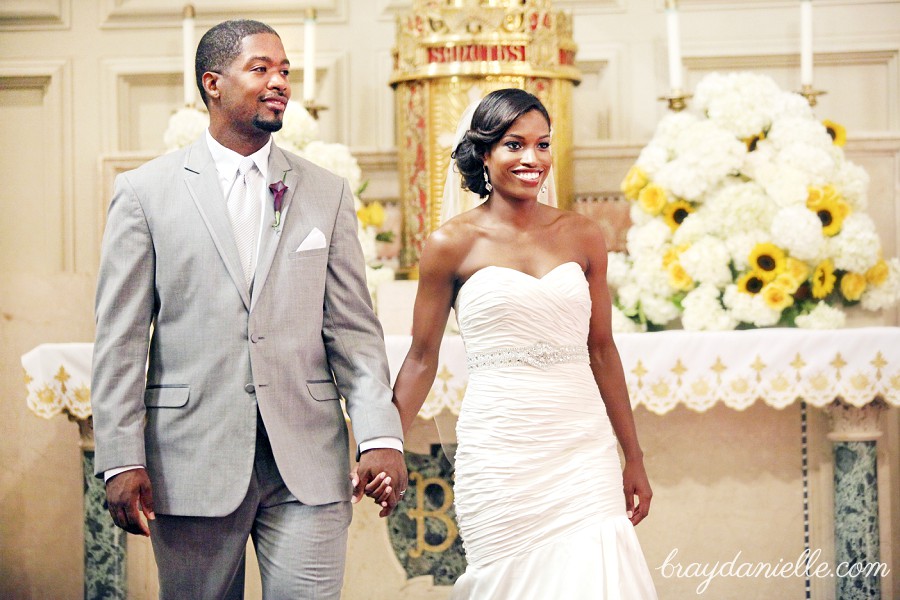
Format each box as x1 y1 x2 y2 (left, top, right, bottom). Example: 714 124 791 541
658 89 692 112
797 84 826 107
303 100 327 120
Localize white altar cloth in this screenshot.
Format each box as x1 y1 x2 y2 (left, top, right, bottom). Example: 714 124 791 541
384 327 900 416
21 328 900 419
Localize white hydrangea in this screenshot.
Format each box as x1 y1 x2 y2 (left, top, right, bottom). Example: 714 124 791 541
626 220 671 259
681 283 738 331
722 284 781 327
795 302 847 329
704 181 777 235
606 252 631 289
163 107 209 151
300 141 363 193
640 293 681 325
861 258 900 311
749 157 810 208
766 116 832 150
770 205 827 262
829 213 881 273
833 159 869 211
654 120 746 201
694 72 781 139
631 255 671 298
777 142 836 186
635 142 669 176
725 229 771 271
679 237 733 287
611 306 647 333
273 101 319 151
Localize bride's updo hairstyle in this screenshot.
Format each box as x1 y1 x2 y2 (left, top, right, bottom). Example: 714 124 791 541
453 88 551 198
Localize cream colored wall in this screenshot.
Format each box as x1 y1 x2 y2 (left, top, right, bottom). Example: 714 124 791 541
2 1 899 599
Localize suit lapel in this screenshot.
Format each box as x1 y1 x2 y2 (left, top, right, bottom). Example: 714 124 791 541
183 138 252 310
251 145 298 311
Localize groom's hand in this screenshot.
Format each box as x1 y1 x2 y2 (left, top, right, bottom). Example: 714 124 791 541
353 448 407 518
106 469 155 536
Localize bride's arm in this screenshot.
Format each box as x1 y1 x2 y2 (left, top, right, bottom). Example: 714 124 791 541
580 217 653 525
393 229 461 435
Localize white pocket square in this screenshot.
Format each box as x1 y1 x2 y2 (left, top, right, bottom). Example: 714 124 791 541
296 227 327 251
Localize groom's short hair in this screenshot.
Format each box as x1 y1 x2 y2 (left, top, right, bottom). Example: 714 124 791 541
195 19 279 107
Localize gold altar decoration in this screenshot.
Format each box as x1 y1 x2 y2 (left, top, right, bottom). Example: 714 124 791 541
389 0 581 272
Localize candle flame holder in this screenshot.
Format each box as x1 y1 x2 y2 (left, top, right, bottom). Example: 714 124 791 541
658 89 692 112
303 100 327 120
797 84 826 107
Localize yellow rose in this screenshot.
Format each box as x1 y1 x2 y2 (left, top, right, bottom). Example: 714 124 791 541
762 283 794 311
621 165 649 201
638 183 667 216
667 262 694 292
866 259 889 286
357 201 386 228
840 272 867 302
786 257 810 283
771 272 801 294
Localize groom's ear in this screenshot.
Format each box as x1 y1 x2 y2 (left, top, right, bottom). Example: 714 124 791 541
202 71 221 101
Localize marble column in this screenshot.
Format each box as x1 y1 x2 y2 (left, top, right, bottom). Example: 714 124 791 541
78 417 127 599
825 399 885 600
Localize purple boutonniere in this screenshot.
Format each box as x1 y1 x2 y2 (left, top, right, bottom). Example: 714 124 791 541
269 172 288 230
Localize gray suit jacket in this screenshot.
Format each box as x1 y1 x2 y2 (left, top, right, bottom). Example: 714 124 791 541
92 137 402 517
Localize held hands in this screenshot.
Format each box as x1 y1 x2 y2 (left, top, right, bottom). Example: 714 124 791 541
106 469 155 536
350 448 408 518
623 458 652 526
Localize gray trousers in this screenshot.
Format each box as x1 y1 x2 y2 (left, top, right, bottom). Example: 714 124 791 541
148 419 353 599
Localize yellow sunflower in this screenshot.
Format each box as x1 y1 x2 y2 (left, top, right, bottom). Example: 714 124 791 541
839 272 867 302
866 258 889 286
737 271 766 295
662 200 694 232
812 259 836 299
638 183 668 216
807 186 850 236
621 165 649 201
823 119 846 147
667 262 694 292
762 283 795 311
744 130 766 152
748 243 786 282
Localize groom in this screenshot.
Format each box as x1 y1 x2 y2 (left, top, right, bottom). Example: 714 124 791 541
91 19 405 598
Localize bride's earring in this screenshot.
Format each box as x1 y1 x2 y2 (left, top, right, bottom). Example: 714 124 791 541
540 184 547 194
483 166 493 193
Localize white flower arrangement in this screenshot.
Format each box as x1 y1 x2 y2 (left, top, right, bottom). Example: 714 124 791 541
162 99 394 300
613 72 900 332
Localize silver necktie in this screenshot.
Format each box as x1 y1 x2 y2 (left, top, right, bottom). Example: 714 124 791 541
226 157 261 288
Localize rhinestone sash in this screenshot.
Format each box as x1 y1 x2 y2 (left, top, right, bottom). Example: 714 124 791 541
466 341 590 372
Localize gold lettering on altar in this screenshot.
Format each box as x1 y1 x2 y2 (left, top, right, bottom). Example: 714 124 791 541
427 44 527 63
406 471 459 557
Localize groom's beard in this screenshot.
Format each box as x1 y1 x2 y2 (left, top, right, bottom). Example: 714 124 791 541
254 114 284 133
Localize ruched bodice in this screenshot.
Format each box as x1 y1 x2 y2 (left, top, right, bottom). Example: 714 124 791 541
449 263 657 600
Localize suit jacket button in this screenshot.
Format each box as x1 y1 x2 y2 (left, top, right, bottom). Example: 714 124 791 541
250 333 258 343
244 383 255 394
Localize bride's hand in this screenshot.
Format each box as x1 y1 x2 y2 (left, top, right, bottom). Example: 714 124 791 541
350 469 393 507
622 459 652 526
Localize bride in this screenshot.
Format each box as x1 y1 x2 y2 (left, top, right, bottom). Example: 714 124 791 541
389 88 657 598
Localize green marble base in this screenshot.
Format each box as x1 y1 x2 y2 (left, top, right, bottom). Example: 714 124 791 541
82 450 127 599
387 444 465 585
833 441 881 599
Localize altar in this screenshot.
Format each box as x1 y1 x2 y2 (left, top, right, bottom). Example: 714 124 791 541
21 327 900 598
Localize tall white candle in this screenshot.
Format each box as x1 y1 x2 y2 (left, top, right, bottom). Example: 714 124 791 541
665 0 683 91
800 0 813 86
182 4 195 106
303 9 317 102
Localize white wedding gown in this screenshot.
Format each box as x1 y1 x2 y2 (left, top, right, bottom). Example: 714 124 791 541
449 262 657 599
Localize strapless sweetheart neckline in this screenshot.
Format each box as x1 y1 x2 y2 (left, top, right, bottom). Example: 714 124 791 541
460 261 582 291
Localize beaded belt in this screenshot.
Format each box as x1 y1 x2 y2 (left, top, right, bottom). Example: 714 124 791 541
466 341 590 372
